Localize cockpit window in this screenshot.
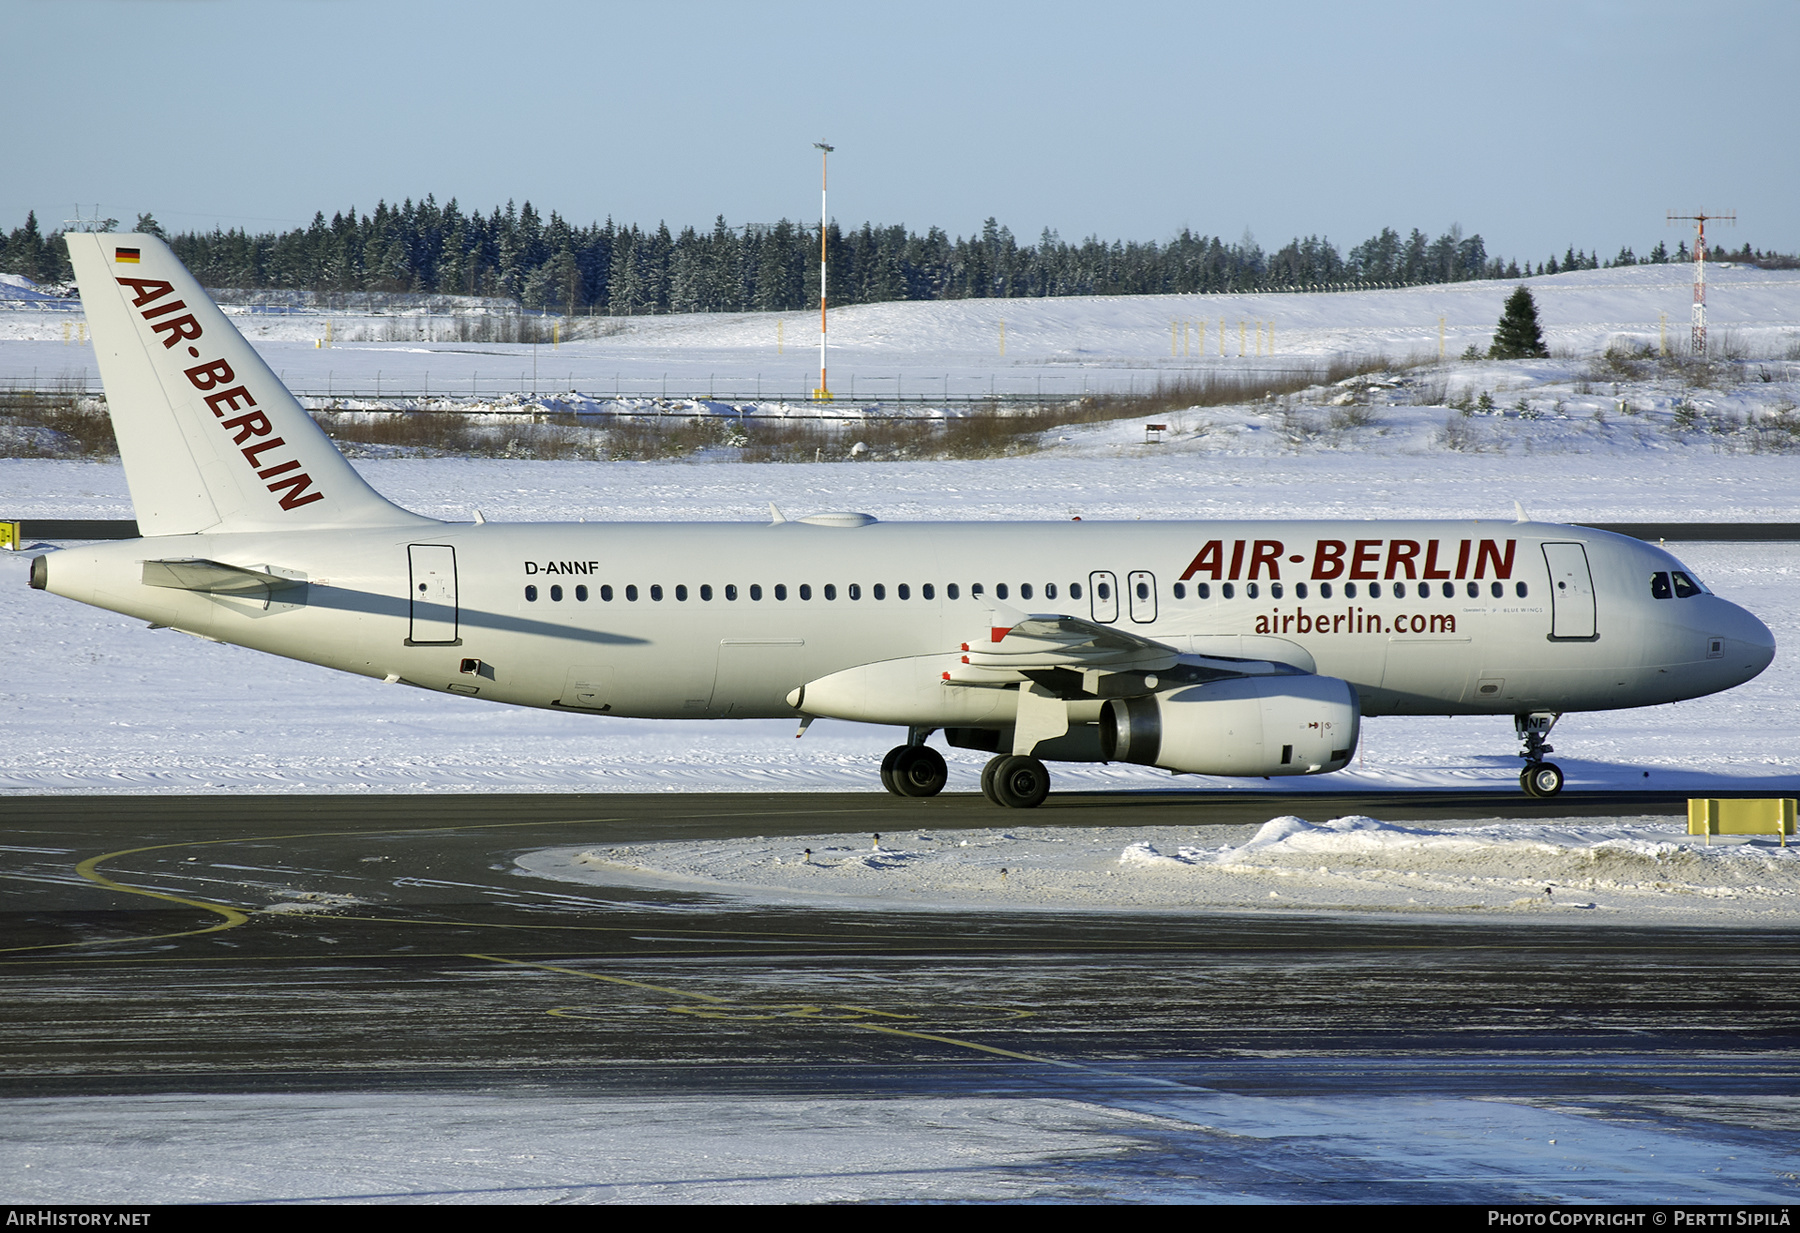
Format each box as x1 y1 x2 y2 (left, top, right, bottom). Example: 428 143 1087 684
1650 571 1672 599
1671 571 1702 599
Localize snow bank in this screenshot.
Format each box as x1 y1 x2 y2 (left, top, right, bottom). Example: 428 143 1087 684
1125 815 1800 900
517 817 1800 924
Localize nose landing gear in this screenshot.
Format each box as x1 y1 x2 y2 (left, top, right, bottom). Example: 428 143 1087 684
1515 712 1564 798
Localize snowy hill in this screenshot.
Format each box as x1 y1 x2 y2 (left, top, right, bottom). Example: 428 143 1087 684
3 264 1796 405
0 272 67 303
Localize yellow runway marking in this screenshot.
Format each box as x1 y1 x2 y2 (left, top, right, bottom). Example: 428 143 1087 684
0 816 633 956
468 953 1086 1074
76 845 249 930
0 845 259 956
472 954 729 1003
848 1021 1088 1069
661 1003 922 1022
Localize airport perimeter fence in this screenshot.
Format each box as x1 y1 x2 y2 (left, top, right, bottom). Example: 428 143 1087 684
0 298 83 312
0 362 1358 418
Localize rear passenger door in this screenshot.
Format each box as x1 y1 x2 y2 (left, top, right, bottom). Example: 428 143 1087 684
407 544 459 644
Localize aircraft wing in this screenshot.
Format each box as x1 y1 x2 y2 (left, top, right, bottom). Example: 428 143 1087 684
942 606 1310 699
952 612 1180 676
945 609 1182 696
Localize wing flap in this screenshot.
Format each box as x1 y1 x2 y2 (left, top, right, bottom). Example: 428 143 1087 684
959 611 1180 669
942 611 1300 694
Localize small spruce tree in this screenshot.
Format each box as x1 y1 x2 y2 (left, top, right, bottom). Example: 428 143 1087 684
1489 286 1548 359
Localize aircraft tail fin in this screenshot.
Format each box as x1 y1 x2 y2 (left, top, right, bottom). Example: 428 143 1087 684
65 232 433 535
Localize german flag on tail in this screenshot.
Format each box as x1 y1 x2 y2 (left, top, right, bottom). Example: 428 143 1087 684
114 247 140 263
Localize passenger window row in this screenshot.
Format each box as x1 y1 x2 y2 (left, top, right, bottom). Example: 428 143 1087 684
1171 580 1528 600
523 577 1533 604
523 581 1091 604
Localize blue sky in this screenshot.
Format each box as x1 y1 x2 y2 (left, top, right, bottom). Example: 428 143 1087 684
5 0 1795 262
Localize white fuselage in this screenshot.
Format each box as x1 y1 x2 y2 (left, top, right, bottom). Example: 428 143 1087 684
38 517 1775 737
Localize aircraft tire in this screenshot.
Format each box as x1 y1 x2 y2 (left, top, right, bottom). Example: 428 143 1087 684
880 746 905 796
980 756 1006 805
1521 762 1565 798
892 745 948 798
992 755 1051 809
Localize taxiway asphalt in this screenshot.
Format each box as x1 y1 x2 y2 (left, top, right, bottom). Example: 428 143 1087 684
3 791 1796 1203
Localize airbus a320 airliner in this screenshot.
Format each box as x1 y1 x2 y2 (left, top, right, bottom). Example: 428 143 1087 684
26 235 1776 805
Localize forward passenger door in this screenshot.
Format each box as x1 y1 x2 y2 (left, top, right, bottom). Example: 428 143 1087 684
1542 542 1597 640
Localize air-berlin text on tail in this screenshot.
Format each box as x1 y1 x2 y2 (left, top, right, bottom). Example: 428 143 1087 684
1180 538 1517 582
115 275 324 511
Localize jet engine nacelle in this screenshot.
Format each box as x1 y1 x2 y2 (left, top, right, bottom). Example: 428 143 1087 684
1100 674 1360 776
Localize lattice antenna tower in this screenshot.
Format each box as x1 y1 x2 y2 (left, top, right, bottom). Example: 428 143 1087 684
61 204 110 233
1667 210 1735 355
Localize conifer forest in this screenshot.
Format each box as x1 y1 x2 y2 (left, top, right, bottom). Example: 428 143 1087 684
4 198 1792 313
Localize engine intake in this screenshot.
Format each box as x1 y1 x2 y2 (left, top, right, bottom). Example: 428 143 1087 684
1100 674 1359 776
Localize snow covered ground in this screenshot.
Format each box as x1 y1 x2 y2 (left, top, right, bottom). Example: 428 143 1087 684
0 1093 1181 1204
11 1086 1792 1204
519 816 1800 927
6 262 1798 403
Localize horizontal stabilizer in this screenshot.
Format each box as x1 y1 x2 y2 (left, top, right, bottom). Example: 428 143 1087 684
142 558 305 596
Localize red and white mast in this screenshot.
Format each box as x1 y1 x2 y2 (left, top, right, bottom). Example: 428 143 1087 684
1668 210 1734 356
813 142 834 401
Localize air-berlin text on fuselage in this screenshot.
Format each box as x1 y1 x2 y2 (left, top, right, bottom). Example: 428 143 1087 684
1254 608 1457 636
115 275 323 510
1180 538 1516 582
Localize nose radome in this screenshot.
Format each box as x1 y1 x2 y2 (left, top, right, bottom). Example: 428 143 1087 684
1720 600 1776 680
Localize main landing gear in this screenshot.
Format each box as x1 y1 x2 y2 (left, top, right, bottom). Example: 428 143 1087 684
879 728 948 798
1515 712 1565 798
877 731 1051 808
980 755 1050 809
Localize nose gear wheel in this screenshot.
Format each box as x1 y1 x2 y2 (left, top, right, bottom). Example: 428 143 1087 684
1514 712 1564 797
1520 762 1565 798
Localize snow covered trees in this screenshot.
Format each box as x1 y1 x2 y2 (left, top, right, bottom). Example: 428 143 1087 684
2 212 62 284
20 198 1776 313
1489 287 1548 359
